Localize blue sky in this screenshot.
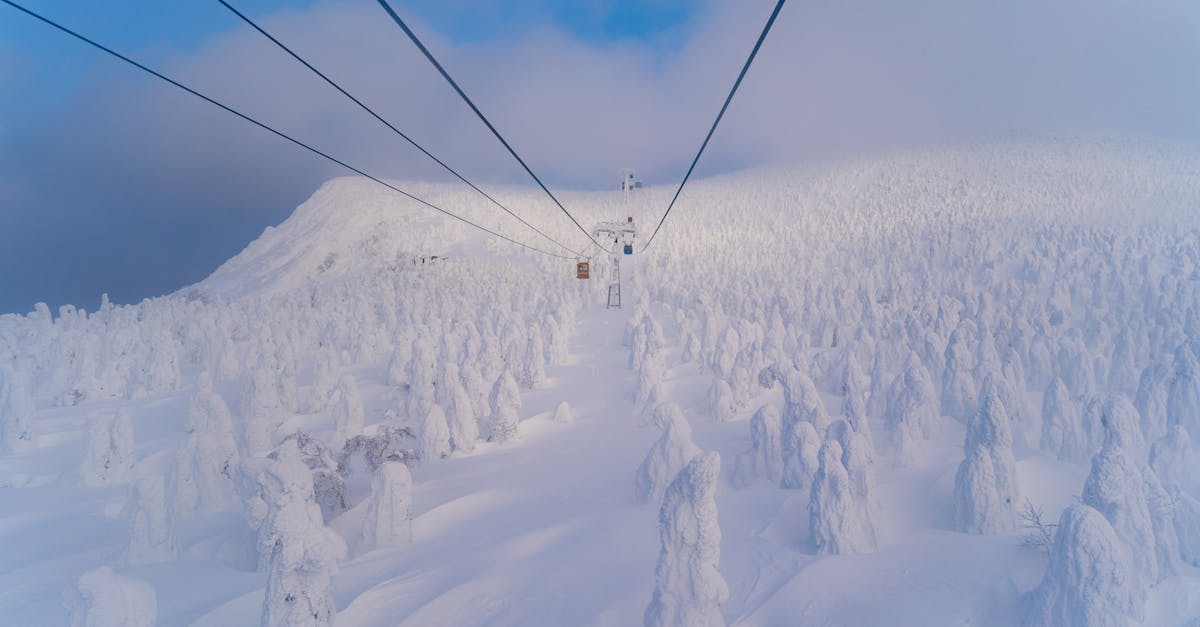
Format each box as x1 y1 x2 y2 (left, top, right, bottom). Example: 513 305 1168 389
2 0 1199 314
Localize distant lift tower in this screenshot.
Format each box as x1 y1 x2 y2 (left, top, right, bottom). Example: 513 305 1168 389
592 169 639 308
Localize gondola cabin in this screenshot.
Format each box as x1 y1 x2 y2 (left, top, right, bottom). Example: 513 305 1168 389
576 261 590 279
623 244 633 255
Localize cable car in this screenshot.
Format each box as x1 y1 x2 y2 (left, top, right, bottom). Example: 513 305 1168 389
576 261 590 279
623 244 633 255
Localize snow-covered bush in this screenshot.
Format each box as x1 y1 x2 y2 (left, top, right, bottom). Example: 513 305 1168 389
644 451 727 627
552 400 573 424
81 409 135 487
64 567 157 627
359 461 413 554
336 425 418 479
1025 504 1143 627
636 403 701 505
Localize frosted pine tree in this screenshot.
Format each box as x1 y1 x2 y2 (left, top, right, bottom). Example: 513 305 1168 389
447 384 479 453
1040 378 1087 463
885 353 940 465
953 379 1019 534
358 461 413 555
330 375 364 451
644 452 727 627
780 420 821 491
407 337 436 420
810 439 877 554
420 404 452 460
731 404 783 488
1025 504 1143 627
636 403 701 504
242 366 284 457
259 439 346 627
1135 362 1170 444
0 365 34 452
174 372 239 513
1167 345 1200 445
1081 438 1158 594
308 345 339 412
489 368 521 443
81 409 135 487
124 474 178 566
941 328 978 422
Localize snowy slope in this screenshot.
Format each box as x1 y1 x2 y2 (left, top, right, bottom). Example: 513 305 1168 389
2 137 1200 627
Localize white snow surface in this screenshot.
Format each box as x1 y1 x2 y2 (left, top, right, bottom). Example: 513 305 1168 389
2 138 1200 626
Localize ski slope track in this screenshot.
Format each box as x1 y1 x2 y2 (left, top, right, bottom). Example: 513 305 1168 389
2 137 1200 626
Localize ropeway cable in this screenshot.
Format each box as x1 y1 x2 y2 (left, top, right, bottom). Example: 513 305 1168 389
641 0 787 252
215 0 579 257
1 0 574 260
374 0 603 254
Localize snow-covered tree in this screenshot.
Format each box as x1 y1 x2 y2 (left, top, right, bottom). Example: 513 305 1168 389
885 353 940 465
64 566 157 627
308 345 340 412
707 377 735 423
124 474 178 565
1040 378 1087 463
1167 345 1200 444
330 375 364 451
522 331 547 390
358 461 413 555
941 328 978 422
488 368 521 443
636 403 701 505
0 366 34 452
407 336 436 420
953 379 1019 534
259 439 346 627
421 404 452 460
1025 504 1143 627
447 384 479 453
1081 438 1158 594
174 373 239 514
731 404 783 488
810 439 877 554
780 419 821 491
644 451 727 627
81 409 135 487
242 366 284 457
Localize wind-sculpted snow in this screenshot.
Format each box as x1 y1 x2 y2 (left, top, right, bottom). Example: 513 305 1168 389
2 138 1200 625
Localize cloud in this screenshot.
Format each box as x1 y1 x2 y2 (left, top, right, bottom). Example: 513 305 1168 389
2 0 1199 312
